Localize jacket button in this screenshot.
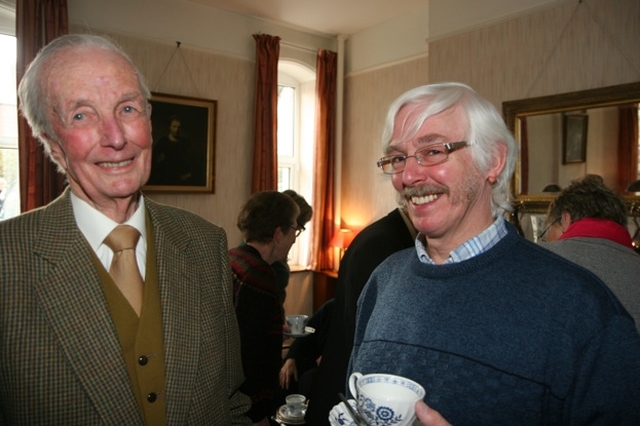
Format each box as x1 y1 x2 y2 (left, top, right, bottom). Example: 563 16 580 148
138 355 148 366
147 393 157 403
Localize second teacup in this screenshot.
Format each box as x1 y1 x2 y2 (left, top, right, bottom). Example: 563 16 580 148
286 314 309 335
348 372 425 426
285 393 306 418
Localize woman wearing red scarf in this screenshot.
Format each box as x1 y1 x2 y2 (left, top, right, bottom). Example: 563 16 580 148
540 174 640 331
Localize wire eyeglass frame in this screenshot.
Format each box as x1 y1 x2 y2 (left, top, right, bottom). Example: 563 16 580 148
377 141 469 174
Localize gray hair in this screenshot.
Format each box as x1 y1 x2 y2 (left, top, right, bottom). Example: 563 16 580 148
382 82 517 217
17 34 151 166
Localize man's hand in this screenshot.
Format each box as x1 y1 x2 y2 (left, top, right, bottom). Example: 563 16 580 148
415 400 452 426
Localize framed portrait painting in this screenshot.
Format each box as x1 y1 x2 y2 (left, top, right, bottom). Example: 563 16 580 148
144 92 217 193
562 113 588 164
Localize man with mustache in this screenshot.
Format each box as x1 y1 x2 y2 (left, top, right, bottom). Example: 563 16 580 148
344 83 640 425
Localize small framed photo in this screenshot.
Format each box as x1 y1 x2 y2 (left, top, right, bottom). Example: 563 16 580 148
562 113 588 164
145 92 217 193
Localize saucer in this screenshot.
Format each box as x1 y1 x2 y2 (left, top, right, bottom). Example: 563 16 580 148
284 326 315 338
328 398 357 426
277 404 306 424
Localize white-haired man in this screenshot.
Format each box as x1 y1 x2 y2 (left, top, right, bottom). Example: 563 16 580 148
345 83 640 425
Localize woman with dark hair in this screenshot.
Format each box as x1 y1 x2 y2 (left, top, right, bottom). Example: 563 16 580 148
229 191 302 426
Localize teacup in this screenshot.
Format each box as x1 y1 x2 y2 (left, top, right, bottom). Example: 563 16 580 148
285 393 306 418
286 314 309 335
348 372 425 426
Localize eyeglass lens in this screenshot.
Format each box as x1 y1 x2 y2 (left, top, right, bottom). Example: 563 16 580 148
377 142 467 174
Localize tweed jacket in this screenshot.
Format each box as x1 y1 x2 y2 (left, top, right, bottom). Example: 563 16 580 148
0 189 251 425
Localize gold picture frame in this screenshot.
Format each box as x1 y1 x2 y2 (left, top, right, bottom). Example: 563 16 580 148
144 92 216 193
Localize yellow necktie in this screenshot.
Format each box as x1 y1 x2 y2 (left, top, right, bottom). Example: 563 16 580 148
104 225 144 316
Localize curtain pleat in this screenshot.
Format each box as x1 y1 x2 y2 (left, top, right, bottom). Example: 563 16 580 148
16 0 68 213
311 49 337 271
251 34 280 193
617 104 639 193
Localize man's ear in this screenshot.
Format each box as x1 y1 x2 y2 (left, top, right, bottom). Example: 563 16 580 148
43 135 67 171
486 142 507 185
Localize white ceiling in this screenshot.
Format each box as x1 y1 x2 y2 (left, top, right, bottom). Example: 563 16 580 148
185 0 428 36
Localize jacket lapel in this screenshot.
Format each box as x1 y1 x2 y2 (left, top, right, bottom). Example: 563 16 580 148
32 192 143 425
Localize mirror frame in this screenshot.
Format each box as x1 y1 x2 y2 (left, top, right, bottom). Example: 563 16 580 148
503 82 640 214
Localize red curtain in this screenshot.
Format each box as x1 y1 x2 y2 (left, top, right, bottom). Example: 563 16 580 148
16 0 68 213
311 49 337 271
617 104 639 193
251 34 280 193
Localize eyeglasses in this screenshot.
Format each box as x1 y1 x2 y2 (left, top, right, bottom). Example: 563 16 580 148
376 141 469 174
537 217 560 242
290 225 305 237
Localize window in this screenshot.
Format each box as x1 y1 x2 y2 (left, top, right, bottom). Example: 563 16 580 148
277 82 297 192
278 61 315 267
0 33 19 220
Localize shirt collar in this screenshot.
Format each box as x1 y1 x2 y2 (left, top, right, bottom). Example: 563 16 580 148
416 216 507 264
70 192 147 251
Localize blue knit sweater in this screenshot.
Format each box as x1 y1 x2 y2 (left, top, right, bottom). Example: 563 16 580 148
350 224 640 425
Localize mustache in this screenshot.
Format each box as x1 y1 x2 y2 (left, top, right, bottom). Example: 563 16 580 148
401 184 449 198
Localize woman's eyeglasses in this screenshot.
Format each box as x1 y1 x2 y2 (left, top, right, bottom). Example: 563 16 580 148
290 225 305 237
537 217 560 242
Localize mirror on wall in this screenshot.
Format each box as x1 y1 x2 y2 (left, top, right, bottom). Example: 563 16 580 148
503 82 640 214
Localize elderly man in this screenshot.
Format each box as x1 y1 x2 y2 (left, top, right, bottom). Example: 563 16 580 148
0 34 250 424
346 83 640 425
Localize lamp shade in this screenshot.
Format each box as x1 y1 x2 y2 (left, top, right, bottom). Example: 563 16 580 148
329 228 354 250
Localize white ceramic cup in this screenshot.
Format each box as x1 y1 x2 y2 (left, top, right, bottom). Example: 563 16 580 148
348 372 425 426
285 393 306 417
286 314 309 335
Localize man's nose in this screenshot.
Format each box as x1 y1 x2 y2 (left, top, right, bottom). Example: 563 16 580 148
401 155 427 184
101 116 126 148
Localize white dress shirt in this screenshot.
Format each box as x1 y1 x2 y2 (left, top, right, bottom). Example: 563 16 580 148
71 192 147 279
